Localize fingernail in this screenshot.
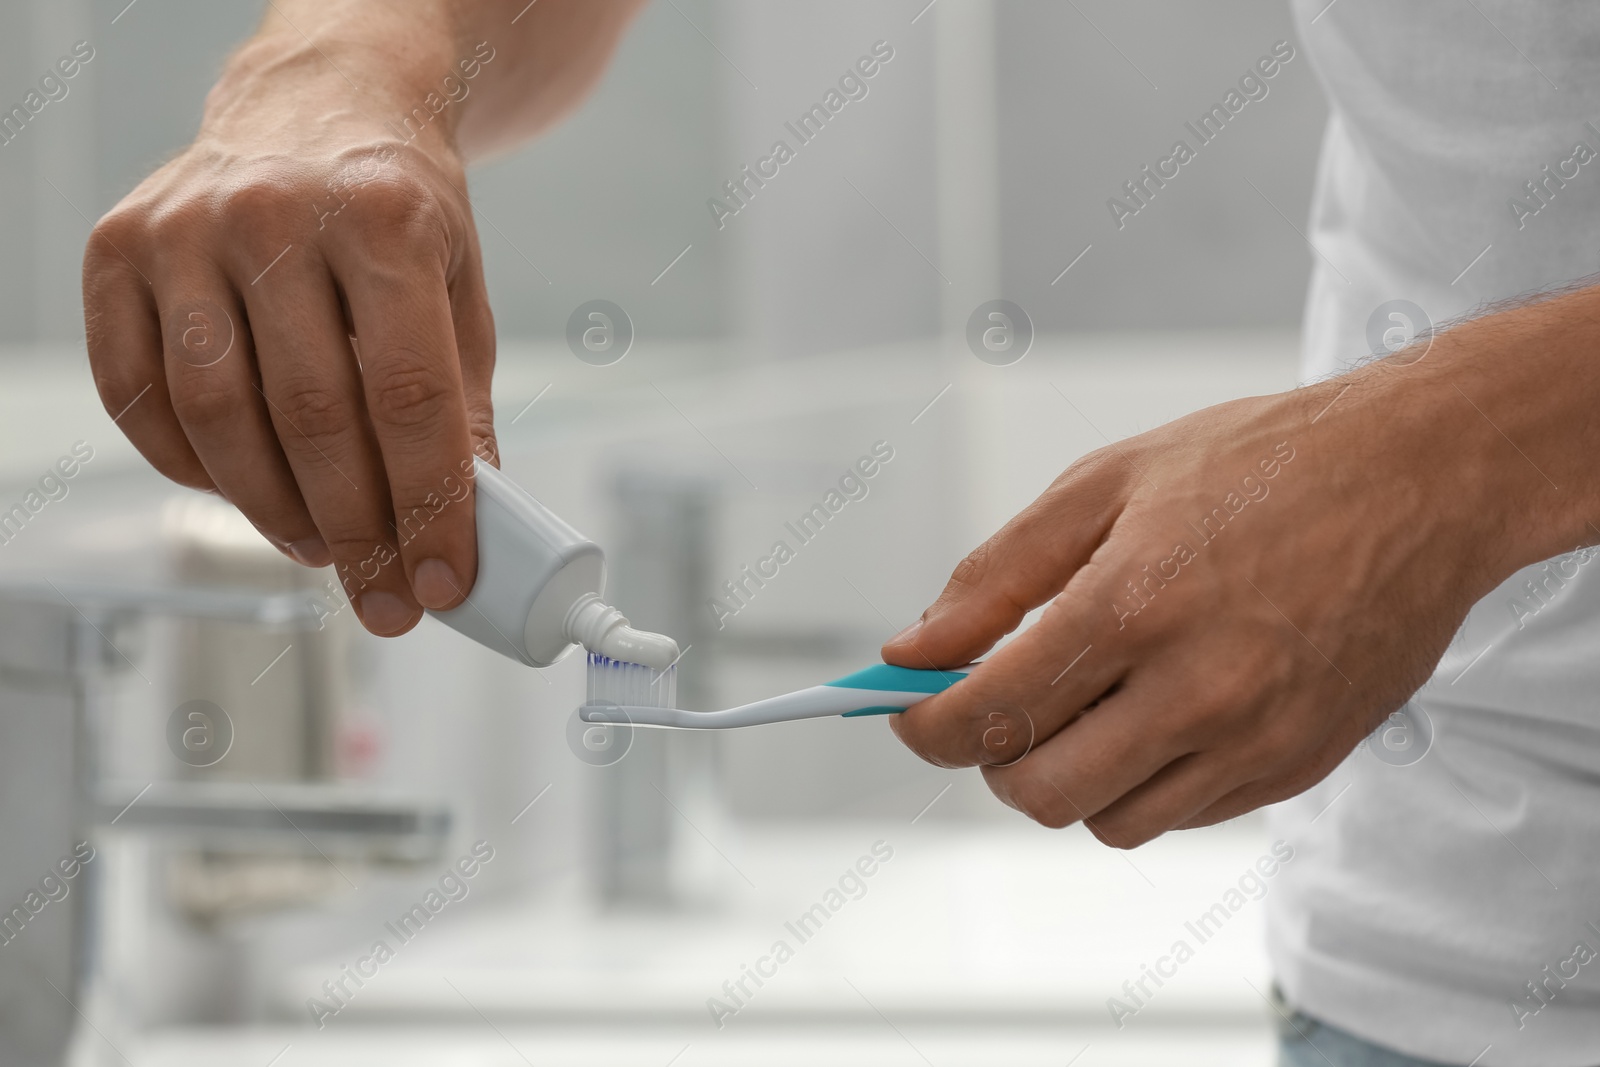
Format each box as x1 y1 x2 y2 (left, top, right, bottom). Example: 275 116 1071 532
357 591 417 635
287 537 331 567
412 559 462 610
887 619 923 645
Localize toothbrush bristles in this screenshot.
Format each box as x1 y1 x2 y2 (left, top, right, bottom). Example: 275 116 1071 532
585 652 677 710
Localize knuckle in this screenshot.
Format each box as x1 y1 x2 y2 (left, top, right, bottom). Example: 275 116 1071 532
93 371 149 420
1239 706 1306 763
1198 670 1258 721
974 703 1036 765
1088 816 1157 850
1064 442 1134 487
943 529 1035 623
889 713 968 770
323 527 406 579
326 536 405 591
1031 805 1076 831
272 377 351 451
469 419 498 459
141 195 214 237
1159 704 1217 754
1043 449 1130 514
86 209 147 265
997 772 1076 829
323 532 387 564
223 188 307 265
1191 658 1290 746
169 375 240 434
348 178 446 246
947 540 995 594
391 498 448 543
893 729 950 769
1066 447 1118 481
1252 642 1300 694
366 355 453 432
224 182 292 234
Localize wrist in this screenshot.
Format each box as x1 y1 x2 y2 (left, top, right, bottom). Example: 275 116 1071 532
204 12 473 159
1342 301 1600 595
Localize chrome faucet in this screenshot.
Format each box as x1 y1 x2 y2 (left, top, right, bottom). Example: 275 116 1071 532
0 544 450 1066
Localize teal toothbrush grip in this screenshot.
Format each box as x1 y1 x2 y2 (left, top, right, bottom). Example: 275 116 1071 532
828 663 969 716
824 663 970 693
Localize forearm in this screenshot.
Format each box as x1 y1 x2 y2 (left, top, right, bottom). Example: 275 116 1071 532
213 0 646 160
1334 284 1600 595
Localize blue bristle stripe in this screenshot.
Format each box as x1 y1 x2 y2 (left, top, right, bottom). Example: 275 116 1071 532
584 651 676 709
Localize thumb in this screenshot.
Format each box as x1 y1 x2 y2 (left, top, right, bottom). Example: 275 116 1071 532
881 477 1118 669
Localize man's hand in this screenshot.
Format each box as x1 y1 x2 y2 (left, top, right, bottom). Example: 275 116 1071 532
82 0 643 636
87 44 492 636
883 317 1600 847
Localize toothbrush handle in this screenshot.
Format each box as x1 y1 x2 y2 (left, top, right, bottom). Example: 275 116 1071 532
824 663 971 717
579 664 974 730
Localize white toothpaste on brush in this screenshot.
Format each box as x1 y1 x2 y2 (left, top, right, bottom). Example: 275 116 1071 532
431 460 969 728
427 459 679 674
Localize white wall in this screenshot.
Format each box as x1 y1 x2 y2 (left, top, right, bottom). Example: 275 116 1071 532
0 0 1326 350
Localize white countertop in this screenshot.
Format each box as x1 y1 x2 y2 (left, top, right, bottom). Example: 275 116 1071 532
233 818 1282 1066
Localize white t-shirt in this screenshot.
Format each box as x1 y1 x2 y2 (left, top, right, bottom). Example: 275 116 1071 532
1268 3 1600 1064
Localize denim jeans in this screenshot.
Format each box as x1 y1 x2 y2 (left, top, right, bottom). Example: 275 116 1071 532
1273 987 1459 1067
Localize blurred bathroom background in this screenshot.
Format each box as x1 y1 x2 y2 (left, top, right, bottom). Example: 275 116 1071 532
0 1 1327 1064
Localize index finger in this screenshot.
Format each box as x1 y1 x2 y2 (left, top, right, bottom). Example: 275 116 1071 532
890 579 1126 768
338 250 480 612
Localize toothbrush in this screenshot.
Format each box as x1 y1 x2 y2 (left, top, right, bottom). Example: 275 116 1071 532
578 662 970 730
428 460 960 730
